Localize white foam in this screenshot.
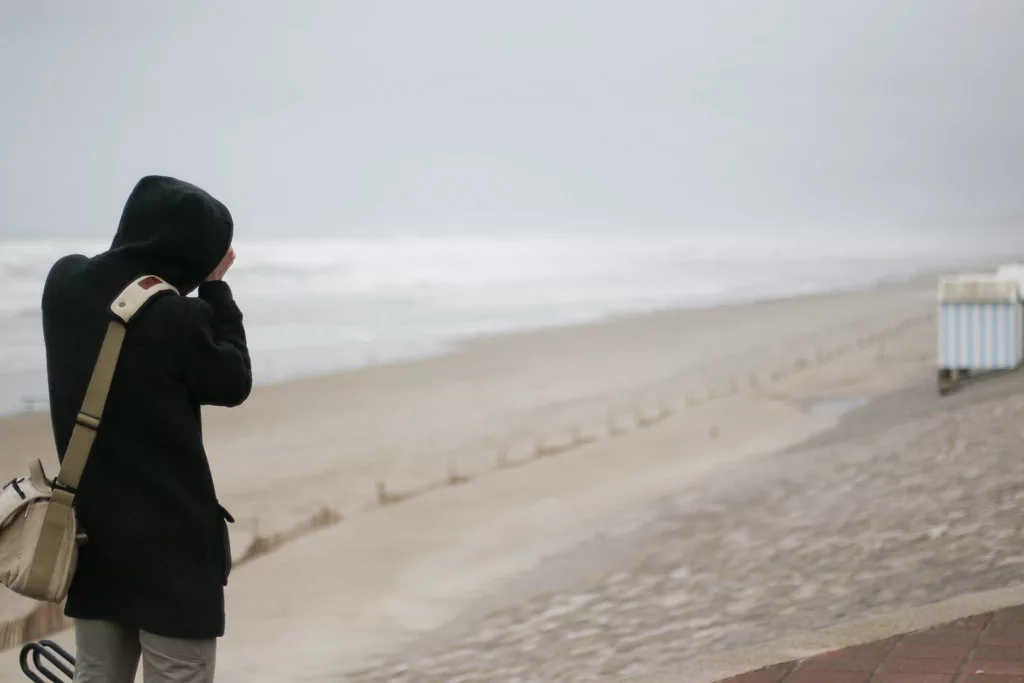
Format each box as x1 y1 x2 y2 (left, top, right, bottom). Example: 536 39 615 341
0 234 1009 415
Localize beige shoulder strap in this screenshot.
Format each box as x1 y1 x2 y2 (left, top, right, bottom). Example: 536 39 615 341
54 275 178 491
24 276 178 600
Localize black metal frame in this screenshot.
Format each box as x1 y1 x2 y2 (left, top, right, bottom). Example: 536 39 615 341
19 641 75 683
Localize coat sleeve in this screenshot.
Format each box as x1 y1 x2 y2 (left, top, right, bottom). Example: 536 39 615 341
179 281 253 407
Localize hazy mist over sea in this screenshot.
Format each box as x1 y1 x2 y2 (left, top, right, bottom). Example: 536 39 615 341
1 1 1021 243
1 1 1022 413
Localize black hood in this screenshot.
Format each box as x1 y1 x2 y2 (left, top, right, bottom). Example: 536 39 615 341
107 176 233 291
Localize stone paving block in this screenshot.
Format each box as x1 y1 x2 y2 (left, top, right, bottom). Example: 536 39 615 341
870 675 954 683
980 632 1024 647
900 631 984 646
972 647 1024 662
983 625 1024 646
719 663 794 683
799 655 886 672
992 606 1024 623
784 671 872 683
965 661 1024 677
893 643 976 660
821 640 899 661
876 658 963 675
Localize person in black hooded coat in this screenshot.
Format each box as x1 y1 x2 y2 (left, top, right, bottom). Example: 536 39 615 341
41 175 251 681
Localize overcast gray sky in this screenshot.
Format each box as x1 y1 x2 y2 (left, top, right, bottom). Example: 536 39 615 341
1 0 1021 240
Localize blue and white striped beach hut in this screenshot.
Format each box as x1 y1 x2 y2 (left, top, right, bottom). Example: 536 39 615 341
938 275 1023 371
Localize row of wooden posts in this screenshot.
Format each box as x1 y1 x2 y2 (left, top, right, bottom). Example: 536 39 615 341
374 311 933 505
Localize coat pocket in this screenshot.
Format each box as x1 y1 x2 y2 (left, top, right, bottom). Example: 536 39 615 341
217 504 234 585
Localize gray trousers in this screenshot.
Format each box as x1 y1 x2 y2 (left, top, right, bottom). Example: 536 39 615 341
73 619 216 683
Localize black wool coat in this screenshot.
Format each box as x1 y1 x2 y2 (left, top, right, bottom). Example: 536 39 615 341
41 176 252 639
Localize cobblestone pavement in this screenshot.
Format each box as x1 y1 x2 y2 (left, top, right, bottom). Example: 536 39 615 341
345 380 1024 682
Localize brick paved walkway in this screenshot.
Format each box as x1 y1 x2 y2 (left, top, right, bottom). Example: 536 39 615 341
720 607 1024 683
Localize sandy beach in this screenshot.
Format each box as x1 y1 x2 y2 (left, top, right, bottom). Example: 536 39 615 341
343 363 1024 683
0 274 954 681
3 3 1022 680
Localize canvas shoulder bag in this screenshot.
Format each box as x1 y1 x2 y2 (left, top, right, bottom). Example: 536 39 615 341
0 275 178 603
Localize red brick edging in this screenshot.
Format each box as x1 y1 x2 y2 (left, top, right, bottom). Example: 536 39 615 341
720 607 1024 683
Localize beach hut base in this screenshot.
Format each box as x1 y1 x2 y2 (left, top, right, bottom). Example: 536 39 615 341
937 368 964 395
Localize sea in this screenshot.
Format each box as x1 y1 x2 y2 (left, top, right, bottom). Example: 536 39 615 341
0 233 1016 416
